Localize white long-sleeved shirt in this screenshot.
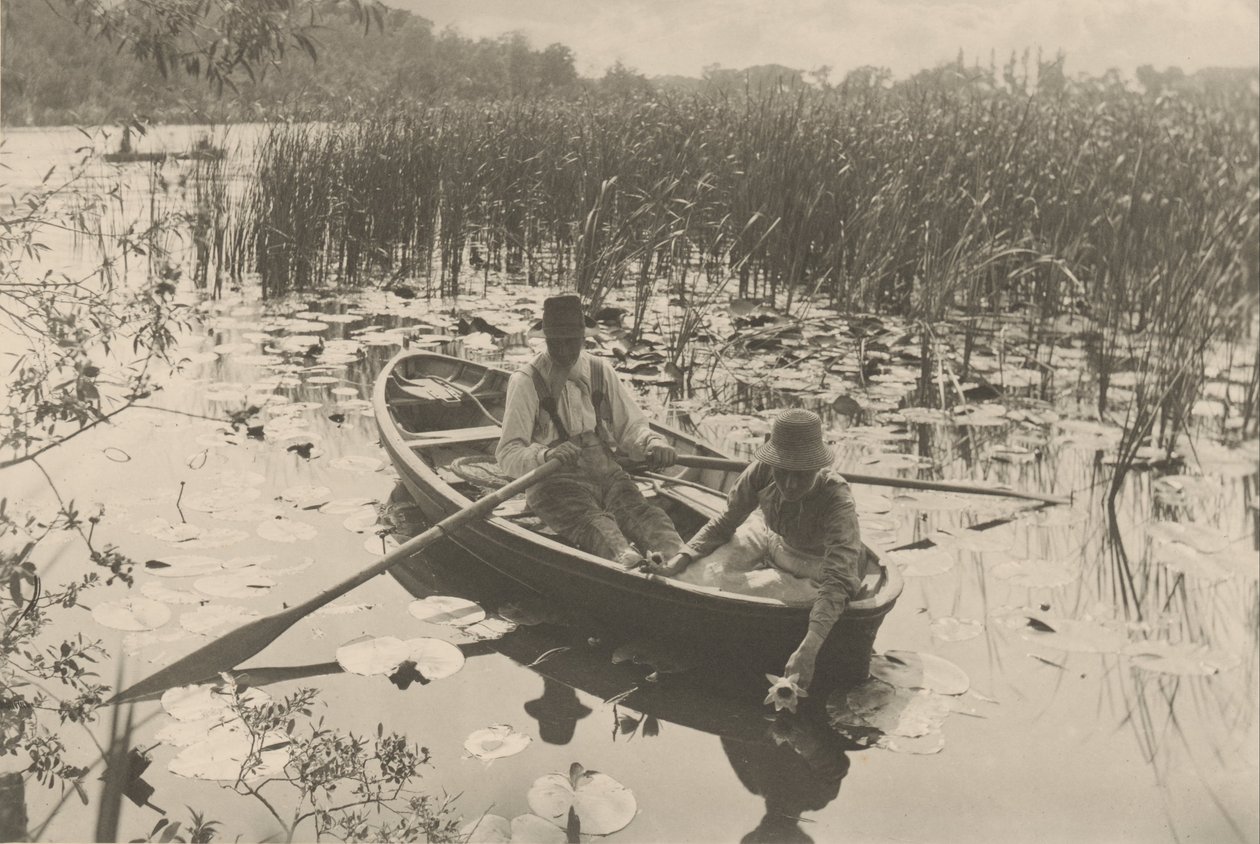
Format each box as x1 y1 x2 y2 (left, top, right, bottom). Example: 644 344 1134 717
495 351 666 478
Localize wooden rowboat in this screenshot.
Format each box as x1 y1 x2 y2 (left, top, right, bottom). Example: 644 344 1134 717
373 349 903 683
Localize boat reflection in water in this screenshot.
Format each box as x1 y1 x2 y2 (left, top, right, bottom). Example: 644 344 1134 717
386 483 855 843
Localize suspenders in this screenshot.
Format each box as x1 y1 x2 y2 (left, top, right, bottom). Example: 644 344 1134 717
526 357 614 447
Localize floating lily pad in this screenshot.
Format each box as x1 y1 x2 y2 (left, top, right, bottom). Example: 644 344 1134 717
459 814 565 844
179 528 250 550
279 484 333 510
161 683 271 722
1152 542 1232 582
257 517 318 543
408 596 486 627
990 558 1078 588
464 725 532 760
321 497 379 514
1124 642 1240 676
155 716 244 748
929 617 984 642
462 617 519 641
140 581 205 605
875 731 946 754
138 518 203 543
527 763 637 836
184 486 262 513
363 533 403 555
931 526 1013 554
343 509 382 533
1018 613 1129 653
336 635 411 676
1147 521 1230 554
194 571 276 599
885 547 954 577
145 554 224 578
830 678 952 738
180 604 259 636
870 651 969 695
400 637 466 679
92 597 172 631
168 730 289 781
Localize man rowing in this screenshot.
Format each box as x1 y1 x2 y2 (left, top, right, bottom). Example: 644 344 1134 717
496 294 688 569
649 409 876 690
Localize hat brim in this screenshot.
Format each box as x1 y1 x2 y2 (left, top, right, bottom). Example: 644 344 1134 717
753 441 834 472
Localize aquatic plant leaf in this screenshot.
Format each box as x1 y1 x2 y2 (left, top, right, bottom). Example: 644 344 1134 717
1019 613 1129 653
1147 522 1230 554
160 683 270 722
990 559 1078 588
321 496 379 514
929 617 984 642
509 813 568 843
330 455 384 473
335 635 411 676
931 526 1014 554
870 651 969 695
193 571 276 599
527 766 637 835
463 616 519 641
885 547 954 577
407 596 486 627
363 533 403 554
1152 542 1232 582
184 486 262 513
401 637 465 679
256 516 318 543
92 596 172 631
179 604 259 636
155 716 245 748
460 815 512 843
876 731 946 754
140 581 205 605
168 730 289 781
892 491 971 512
278 484 333 509
145 554 224 578
845 679 952 737
180 527 251 550
1124 642 1240 676
342 508 381 533
465 725 532 760
139 518 203 543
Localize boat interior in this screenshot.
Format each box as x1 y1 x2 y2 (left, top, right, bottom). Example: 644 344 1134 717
382 353 887 604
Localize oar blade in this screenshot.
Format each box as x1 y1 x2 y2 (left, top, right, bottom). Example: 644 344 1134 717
110 605 307 704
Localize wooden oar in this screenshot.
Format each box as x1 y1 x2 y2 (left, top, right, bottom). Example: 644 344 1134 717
110 458 564 704
667 454 1071 506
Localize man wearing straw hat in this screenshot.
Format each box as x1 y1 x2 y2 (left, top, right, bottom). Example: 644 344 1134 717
497 293 687 569
650 408 873 689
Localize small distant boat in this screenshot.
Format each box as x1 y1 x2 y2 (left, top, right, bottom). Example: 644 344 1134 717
374 350 903 682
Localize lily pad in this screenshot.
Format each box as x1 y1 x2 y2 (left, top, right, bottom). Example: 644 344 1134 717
145 554 224 578
321 497 379 514
140 581 206 605
400 637 465 680
408 596 486 627
279 484 333 510
885 546 954 577
92 597 172 631
343 508 382 533
161 683 271 722
831 678 952 737
464 725 532 760
180 604 260 636
527 762 637 836
194 571 276 599
1018 613 1129 653
1147 521 1230 554
1124 642 1240 676
257 517 318 543
1152 542 1232 582
929 617 984 642
168 730 289 781
460 814 565 844
990 559 1078 588
870 651 969 695
184 486 262 513
335 635 411 676
330 455 384 473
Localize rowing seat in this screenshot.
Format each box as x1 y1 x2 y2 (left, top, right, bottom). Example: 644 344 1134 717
394 375 467 404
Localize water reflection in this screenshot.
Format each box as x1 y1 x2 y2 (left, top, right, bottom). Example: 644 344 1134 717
523 678 592 745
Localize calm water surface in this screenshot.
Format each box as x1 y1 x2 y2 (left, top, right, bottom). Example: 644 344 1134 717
3 127 1257 844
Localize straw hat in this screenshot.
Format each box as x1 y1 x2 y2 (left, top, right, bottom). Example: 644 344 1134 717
542 294 587 339
754 409 834 471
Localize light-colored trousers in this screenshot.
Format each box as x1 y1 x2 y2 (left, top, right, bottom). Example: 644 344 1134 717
676 511 822 605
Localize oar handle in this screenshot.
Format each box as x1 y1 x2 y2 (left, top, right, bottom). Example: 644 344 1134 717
659 454 1070 506
286 458 566 617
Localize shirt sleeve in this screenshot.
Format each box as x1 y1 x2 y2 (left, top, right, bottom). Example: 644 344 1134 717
602 358 665 458
807 482 866 639
496 371 549 478
684 464 765 558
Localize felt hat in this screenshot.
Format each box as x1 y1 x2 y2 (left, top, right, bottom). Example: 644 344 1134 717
754 409 834 472
542 294 587 339
523 678 593 745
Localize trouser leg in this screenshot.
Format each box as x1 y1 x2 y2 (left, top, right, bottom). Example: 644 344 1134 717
603 472 685 557
526 474 634 561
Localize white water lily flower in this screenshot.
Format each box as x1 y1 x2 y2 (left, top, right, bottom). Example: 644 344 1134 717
763 673 808 713
464 725 532 760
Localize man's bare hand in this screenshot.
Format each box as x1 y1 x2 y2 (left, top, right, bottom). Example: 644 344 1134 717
647 551 693 577
545 441 582 466
645 443 677 470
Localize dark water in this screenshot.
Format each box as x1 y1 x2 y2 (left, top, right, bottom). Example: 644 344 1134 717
4 127 1257 843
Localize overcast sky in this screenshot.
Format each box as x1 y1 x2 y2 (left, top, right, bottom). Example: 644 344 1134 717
391 0 1260 79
